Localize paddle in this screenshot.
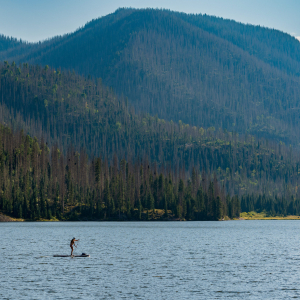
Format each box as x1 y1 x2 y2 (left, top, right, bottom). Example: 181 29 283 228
74 239 80 254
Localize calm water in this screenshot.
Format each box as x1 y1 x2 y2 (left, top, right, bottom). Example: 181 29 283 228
1 221 300 299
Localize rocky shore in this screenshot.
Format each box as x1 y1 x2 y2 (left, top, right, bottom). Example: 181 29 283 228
0 213 15 222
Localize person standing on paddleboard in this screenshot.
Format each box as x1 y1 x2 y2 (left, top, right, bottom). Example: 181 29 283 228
70 237 79 256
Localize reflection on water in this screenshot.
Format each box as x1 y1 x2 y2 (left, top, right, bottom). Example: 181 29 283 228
1 221 300 299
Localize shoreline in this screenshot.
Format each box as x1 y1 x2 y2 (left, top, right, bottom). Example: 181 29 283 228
239 212 300 220
2 211 300 222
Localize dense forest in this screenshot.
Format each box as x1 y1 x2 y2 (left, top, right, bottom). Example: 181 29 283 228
1 125 300 221
1 8 300 145
1 61 300 200
241 194 300 217
0 125 242 221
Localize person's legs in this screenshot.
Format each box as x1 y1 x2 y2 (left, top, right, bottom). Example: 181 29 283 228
70 246 74 256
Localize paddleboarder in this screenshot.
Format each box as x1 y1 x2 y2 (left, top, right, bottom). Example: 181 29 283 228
70 237 79 256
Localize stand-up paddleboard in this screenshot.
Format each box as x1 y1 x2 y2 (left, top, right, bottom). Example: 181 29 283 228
53 253 90 257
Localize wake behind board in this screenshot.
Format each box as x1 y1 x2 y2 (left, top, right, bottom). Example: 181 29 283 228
53 254 90 257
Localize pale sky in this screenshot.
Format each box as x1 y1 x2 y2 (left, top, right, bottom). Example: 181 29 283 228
0 0 299 42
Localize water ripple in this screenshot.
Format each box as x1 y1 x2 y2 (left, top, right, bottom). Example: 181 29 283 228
1 221 300 299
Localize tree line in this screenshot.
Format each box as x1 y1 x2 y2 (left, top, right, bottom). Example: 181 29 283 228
0 125 241 220
241 194 300 217
2 125 300 220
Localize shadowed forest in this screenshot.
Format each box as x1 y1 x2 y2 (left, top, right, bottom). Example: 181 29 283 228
0 126 242 221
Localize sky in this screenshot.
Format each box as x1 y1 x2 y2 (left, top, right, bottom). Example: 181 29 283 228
0 0 299 42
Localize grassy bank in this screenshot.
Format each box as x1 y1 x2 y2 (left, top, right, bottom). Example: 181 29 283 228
5 209 300 221
240 211 300 220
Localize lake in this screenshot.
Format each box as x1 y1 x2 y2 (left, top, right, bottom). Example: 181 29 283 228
1 221 300 299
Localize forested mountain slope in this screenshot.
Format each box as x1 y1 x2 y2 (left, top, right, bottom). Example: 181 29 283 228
1 61 300 200
0 35 24 52
0 125 243 221
175 12 300 77
0 122 300 222
1 8 300 145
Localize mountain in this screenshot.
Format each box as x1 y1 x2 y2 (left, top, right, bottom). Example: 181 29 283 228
1 61 300 201
1 8 300 145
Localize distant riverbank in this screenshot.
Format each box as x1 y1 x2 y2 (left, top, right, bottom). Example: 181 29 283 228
240 212 300 220
0 209 182 222
3 210 300 221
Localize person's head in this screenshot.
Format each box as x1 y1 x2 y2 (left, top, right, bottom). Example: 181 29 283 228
72 237 75 241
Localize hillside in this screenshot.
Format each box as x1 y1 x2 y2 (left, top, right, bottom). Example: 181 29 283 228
1 8 300 145
0 124 240 221
1 61 300 201
1 123 300 222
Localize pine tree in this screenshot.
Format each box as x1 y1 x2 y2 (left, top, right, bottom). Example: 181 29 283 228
215 196 223 220
164 193 168 217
